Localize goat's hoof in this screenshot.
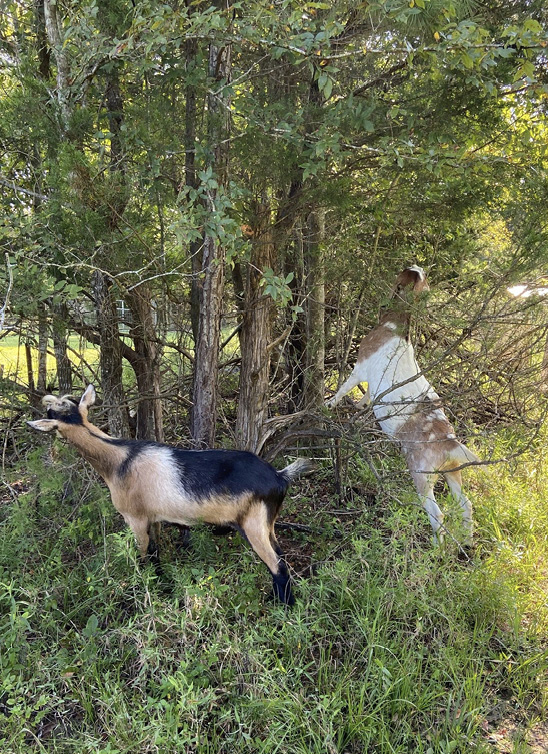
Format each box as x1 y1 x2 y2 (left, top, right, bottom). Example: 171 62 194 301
174 525 192 550
268 588 295 608
457 542 474 562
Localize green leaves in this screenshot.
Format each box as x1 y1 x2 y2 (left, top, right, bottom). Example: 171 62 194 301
260 268 294 306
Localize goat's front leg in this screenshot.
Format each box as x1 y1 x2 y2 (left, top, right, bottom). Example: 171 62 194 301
125 516 161 567
327 363 367 408
356 383 371 408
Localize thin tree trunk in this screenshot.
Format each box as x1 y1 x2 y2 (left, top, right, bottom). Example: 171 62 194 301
304 208 326 409
25 342 36 402
191 233 225 447
190 22 231 448
37 303 48 394
285 225 306 412
184 32 202 345
236 202 276 452
52 301 72 394
35 0 51 80
92 66 132 436
92 270 129 437
127 284 163 441
43 0 70 127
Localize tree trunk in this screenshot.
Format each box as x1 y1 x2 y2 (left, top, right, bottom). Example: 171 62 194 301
285 225 306 412
303 208 326 409
52 301 72 394
236 202 276 452
191 234 225 447
35 0 51 80
190 24 231 448
92 66 132 437
25 342 37 405
43 0 71 127
92 270 129 437
184 32 202 345
127 284 163 441
37 303 48 394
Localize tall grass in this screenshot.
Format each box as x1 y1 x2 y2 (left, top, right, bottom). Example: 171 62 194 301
1 431 547 753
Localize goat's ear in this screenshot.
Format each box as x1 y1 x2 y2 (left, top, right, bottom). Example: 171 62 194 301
409 266 430 295
27 419 59 433
393 266 430 297
80 384 96 412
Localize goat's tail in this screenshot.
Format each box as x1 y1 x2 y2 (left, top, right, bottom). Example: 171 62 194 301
442 442 480 471
279 458 315 483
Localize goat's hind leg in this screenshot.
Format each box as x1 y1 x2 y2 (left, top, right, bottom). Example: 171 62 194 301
410 471 445 545
443 469 473 545
147 521 162 565
240 504 294 606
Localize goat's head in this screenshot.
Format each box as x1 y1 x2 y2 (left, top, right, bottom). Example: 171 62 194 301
391 265 430 301
27 384 97 434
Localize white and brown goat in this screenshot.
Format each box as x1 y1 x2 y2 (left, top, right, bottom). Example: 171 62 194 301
327 266 478 544
27 385 313 604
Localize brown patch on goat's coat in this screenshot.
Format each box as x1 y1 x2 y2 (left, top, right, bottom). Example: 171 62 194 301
357 321 400 362
60 425 126 479
397 411 460 474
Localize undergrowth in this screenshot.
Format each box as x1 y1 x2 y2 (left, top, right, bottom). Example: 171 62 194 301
1 432 547 753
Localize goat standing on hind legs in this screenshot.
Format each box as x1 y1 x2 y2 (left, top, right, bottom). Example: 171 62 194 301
27 385 313 605
326 265 479 546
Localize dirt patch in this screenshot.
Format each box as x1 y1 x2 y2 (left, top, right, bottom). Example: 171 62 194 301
483 709 548 753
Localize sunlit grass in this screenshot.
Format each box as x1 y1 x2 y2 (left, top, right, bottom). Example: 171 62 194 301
0 334 100 385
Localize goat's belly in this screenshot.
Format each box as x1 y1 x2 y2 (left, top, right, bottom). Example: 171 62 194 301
375 410 417 438
149 491 257 527
372 391 440 438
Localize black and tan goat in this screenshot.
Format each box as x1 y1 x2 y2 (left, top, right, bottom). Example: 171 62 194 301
327 266 478 545
27 385 312 604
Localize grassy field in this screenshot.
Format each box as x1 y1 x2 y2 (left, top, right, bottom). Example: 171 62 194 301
1 421 547 753
0 335 100 386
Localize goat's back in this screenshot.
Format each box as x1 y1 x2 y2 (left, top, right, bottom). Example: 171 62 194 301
103 441 290 525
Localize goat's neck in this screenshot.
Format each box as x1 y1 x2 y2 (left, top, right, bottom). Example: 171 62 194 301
62 423 125 479
379 309 411 340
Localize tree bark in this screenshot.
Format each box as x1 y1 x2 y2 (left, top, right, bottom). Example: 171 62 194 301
92 270 129 437
303 208 326 409
43 0 71 127
190 24 231 448
184 32 202 345
25 342 37 405
37 303 48 395
236 202 276 452
285 225 306 412
35 0 51 80
52 301 72 394
127 284 163 441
